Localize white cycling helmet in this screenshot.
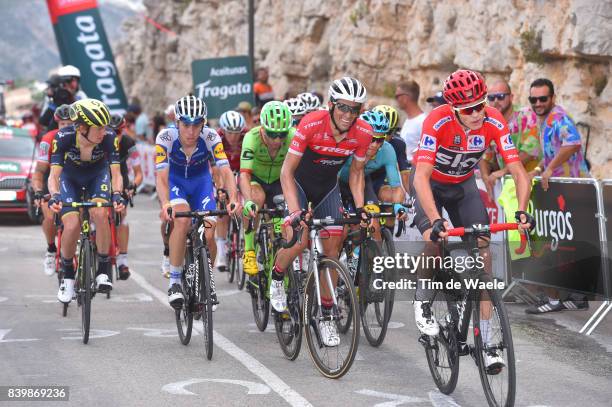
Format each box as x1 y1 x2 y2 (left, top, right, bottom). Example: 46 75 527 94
219 110 246 132
283 98 308 116
58 65 81 79
297 92 321 112
174 95 207 125
328 76 367 104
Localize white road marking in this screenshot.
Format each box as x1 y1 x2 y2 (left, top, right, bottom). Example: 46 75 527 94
58 328 120 340
108 293 153 303
127 327 177 338
0 329 40 343
0 296 7 303
130 270 312 407
25 294 65 304
429 390 462 407
387 321 405 329
162 378 270 396
216 289 241 297
355 389 428 406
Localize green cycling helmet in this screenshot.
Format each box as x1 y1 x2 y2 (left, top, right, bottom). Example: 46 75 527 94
260 101 293 132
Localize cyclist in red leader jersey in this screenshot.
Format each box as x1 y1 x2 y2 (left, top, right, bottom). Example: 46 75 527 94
273 77 373 347
411 70 534 368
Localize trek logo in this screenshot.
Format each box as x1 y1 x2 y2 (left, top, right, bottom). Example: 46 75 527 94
467 135 485 150
419 134 436 152
303 120 323 129
314 158 345 166
434 146 484 176
500 134 514 151
532 194 573 252
433 116 452 131
312 146 352 155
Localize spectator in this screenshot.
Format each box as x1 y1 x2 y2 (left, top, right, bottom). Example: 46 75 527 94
251 106 261 127
253 67 274 107
39 73 76 131
152 113 166 136
129 102 151 143
524 77 590 315
123 111 138 141
480 79 541 199
236 101 253 129
395 80 426 170
425 91 446 109
164 104 176 127
528 78 590 189
57 65 87 100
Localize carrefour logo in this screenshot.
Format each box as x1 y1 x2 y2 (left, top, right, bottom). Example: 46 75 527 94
467 135 485 150
500 134 515 150
420 134 436 152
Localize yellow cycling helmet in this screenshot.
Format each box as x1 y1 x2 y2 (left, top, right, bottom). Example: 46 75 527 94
373 105 399 131
69 98 111 127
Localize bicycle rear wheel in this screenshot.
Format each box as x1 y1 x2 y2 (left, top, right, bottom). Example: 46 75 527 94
473 274 516 407
226 221 237 283
79 239 93 345
275 266 303 360
335 246 354 335
359 240 391 347
304 258 359 379
378 227 397 323
250 271 270 332
423 289 460 395
200 247 214 360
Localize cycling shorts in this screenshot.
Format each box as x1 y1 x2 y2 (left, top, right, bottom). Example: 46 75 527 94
296 180 343 237
60 169 111 217
339 176 378 211
169 174 216 213
251 175 284 209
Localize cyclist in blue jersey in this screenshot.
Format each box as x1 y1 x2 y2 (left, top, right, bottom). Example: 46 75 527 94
155 95 240 309
48 99 126 303
339 110 408 224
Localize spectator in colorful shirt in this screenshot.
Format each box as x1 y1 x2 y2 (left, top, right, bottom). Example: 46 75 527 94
253 67 275 108
480 79 541 198
528 78 590 191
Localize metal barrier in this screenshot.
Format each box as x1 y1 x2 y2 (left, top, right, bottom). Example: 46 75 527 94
502 177 611 335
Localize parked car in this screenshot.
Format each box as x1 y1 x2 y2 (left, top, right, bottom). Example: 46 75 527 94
0 126 38 223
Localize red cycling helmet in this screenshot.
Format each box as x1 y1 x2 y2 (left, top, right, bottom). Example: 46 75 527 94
442 70 487 106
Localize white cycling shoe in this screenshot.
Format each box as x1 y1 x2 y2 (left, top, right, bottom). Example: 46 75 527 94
484 350 505 372
319 320 340 347
270 279 287 312
57 279 75 304
95 274 113 293
414 300 440 336
44 252 56 276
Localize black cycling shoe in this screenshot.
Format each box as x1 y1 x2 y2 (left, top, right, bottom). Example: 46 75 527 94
168 283 184 310
118 265 131 280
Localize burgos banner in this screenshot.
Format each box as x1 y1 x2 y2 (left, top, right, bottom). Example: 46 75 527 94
192 56 254 119
46 0 128 114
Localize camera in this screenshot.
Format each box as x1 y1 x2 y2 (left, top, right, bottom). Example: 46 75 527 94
46 74 74 106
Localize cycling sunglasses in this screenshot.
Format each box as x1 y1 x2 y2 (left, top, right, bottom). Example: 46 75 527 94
487 93 508 102
528 95 550 104
453 100 487 115
265 130 289 139
372 136 385 144
335 102 361 115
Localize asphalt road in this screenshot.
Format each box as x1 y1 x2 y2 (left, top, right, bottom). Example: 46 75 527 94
1 195 610 406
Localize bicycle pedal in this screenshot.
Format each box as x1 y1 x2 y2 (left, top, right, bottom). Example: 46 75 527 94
458 342 470 356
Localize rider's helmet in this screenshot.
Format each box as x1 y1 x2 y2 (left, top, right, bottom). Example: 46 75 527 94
53 104 72 123
372 105 399 131
283 98 308 117
69 98 111 127
328 77 367 104
219 110 246 133
174 95 207 125
109 113 127 131
360 110 390 135
442 69 487 106
297 92 321 112
260 101 293 133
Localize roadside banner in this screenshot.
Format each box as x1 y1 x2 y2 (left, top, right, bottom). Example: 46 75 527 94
46 0 128 114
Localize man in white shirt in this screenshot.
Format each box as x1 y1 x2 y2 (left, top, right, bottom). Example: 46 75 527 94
396 81 426 180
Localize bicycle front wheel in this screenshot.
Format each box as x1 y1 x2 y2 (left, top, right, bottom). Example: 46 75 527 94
378 227 398 323
359 240 391 347
79 239 94 345
200 247 214 360
423 289 460 395
275 266 303 360
473 274 516 407
226 221 237 283
176 254 194 345
304 257 359 379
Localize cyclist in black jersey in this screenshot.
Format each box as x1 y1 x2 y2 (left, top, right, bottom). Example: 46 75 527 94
108 114 143 280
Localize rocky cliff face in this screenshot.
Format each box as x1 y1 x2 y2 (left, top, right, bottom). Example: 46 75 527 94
116 0 611 177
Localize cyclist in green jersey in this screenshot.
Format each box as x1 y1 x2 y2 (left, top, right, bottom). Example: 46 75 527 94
240 101 295 275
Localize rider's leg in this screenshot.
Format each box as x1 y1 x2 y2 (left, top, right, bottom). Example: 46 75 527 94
169 202 191 286
242 183 265 275
42 204 57 275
